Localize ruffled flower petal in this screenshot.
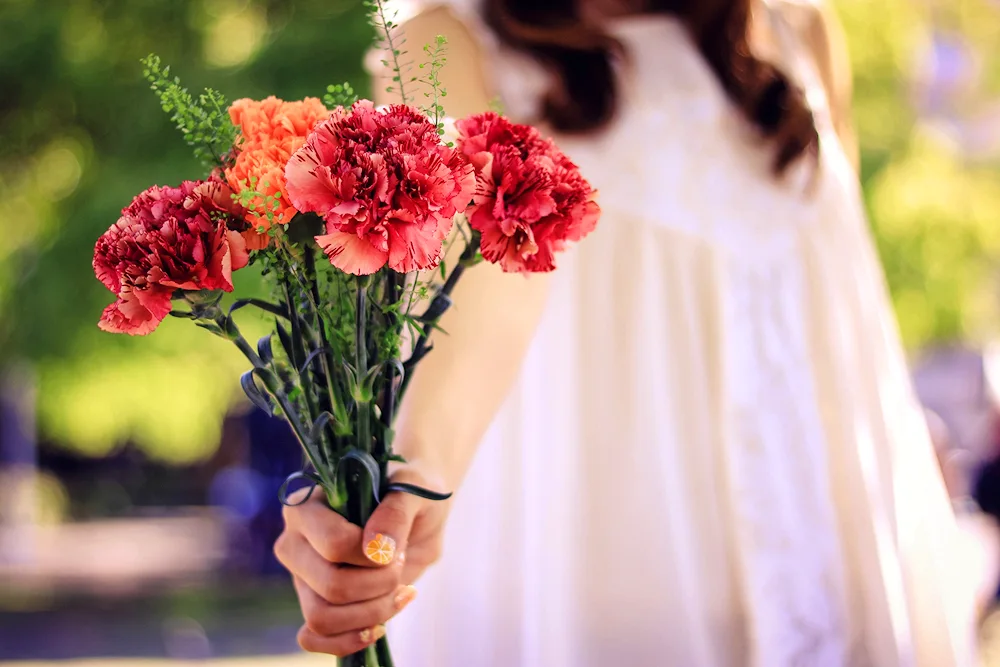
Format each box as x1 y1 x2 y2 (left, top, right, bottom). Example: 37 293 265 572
316 229 389 275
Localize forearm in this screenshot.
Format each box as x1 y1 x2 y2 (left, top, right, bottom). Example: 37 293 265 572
390 262 550 490
371 5 549 490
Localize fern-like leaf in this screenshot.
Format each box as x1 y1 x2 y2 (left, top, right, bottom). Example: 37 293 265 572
365 0 415 105
141 54 238 167
419 35 448 132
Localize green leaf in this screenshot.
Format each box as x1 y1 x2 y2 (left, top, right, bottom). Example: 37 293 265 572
309 412 335 445
194 321 226 337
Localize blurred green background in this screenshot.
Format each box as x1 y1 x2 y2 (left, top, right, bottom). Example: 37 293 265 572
1 0 373 466
2 0 1000 663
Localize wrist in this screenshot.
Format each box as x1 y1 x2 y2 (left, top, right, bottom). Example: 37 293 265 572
387 445 459 495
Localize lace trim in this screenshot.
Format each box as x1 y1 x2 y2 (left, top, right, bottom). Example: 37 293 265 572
724 259 866 665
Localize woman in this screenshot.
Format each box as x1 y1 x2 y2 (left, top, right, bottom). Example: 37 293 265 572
274 0 980 664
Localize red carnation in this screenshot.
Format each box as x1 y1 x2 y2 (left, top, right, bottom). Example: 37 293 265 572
285 100 475 275
93 179 250 335
455 112 600 273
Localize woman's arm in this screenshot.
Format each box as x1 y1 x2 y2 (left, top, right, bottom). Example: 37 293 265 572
372 7 552 491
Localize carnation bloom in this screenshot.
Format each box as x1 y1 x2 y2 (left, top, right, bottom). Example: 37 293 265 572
224 96 330 250
93 179 249 335
285 100 475 275
455 112 600 273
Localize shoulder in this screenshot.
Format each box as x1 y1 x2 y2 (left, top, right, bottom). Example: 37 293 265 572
368 2 495 116
372 1 550 121
394 3 484 50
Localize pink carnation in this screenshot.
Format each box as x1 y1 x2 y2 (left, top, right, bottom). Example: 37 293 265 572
455 112 600 273
284 100 475 275
93 179 249 335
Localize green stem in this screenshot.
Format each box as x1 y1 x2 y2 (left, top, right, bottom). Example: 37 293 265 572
277 271 325 465
232 335 263 368
377 272 402 456
347 278 374 535
337 643 382 667
217 315 316 471
373 0 410 105
301 249 339 462
399 241 478 398
356 278 371 456
281 275 306 371
375 636 394 667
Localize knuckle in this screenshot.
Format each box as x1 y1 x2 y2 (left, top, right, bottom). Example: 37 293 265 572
386 566 404 589
369 592 401 627
375 503 410 530
303 607 335 637
297 626 319 653
321 569 350 605
272 533 289 566
335 636 365 658
319 526 350 563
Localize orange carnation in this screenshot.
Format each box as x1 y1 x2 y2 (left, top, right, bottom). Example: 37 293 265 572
224 96 330 250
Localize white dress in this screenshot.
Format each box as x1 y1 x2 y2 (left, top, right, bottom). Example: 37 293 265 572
386 2 980 665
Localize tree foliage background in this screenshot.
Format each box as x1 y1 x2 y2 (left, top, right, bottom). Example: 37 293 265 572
1 0 998 464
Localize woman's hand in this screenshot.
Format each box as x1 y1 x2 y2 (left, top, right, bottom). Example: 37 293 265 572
274 469 451 656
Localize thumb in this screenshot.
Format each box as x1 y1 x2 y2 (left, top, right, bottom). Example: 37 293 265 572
362 492 421 566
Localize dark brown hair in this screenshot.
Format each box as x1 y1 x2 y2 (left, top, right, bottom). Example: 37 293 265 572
483 0 819 173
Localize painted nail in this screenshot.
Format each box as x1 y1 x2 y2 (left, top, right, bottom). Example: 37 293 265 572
394 585 418 611
360 626 386 644
364 533 396 565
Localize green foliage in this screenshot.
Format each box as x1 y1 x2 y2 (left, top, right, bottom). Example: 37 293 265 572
0 0 372 462
419 35 448 130
324 82 358 109
834 0 1000 348
365 0 415 105
141 54 238 167
234 175 285 233
488 96 506 115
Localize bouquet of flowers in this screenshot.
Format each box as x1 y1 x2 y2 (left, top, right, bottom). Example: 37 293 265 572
91 3 599 665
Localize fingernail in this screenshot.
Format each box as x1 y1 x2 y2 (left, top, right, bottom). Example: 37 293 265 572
364 533 396 565
394 585 418 611
360 625 386 645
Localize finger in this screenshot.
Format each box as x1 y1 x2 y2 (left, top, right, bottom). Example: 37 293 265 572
293 576 418 638
283 492 369 566
297 623 386 657
274 532 402 604
362 492 422 566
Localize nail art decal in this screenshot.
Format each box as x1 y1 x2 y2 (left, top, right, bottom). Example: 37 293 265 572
360 625 386 645
394 585 418 611
364 533 396 565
